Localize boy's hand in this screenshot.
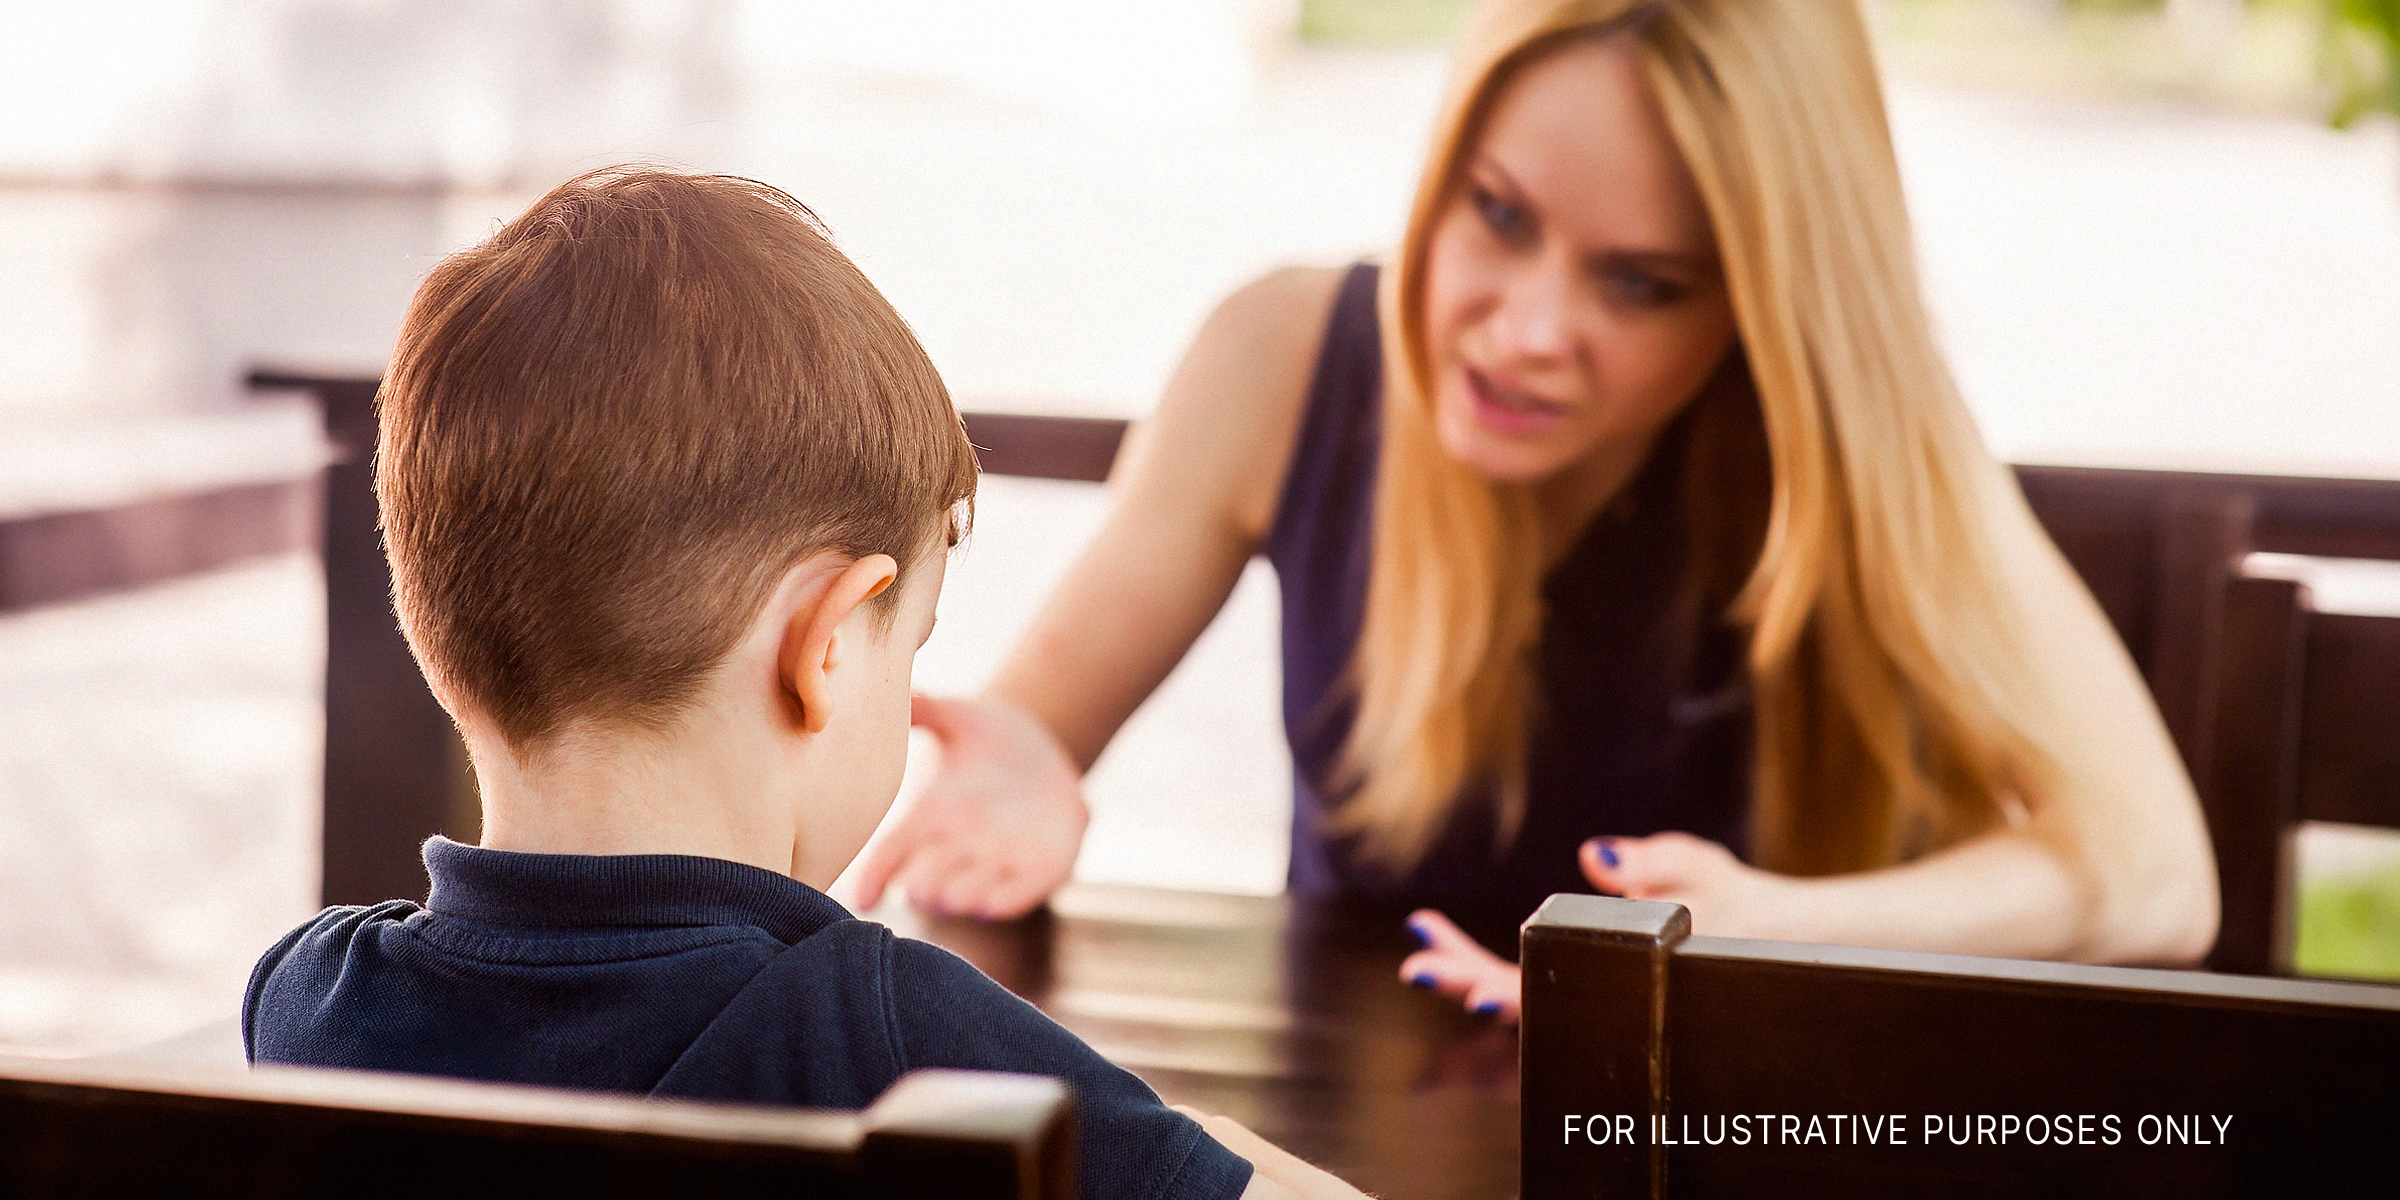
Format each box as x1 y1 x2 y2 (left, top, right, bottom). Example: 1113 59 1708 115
850 694 1089 919
1174 1106 1376 1200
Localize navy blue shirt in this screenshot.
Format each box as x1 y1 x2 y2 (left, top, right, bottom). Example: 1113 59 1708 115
245 838 1251 1200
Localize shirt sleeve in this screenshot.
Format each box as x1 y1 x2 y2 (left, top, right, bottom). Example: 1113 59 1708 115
885 937 1255 1200
242 917 320 1064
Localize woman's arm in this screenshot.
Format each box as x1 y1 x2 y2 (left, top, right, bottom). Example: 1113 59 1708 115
1926 460 2219 965
1590 472 2221 961
1667 461 2217 962
1403 461 2222 1012
986 266 1345 769
850 266 1349 917
1397 825 2113 1024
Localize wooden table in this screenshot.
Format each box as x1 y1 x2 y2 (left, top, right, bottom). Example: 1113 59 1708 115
876 884 1523 1200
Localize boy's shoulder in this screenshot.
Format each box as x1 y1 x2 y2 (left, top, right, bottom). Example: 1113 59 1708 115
650 924 1075 1101
672 927 1254 1200
242 900 420 1052
242 868 1253 1200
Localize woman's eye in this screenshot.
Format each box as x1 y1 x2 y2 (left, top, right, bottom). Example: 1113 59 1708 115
1603 266 1684 309
1470 186 1531 241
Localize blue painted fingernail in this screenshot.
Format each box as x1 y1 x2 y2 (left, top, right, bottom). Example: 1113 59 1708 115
1474 1001 1501 1015
1411 974 1436 989
1408 919 1429 946
1599 840 1621 868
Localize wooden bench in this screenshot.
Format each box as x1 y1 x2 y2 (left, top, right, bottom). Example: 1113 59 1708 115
0 1056 1072 1198
1519 892 2400 1198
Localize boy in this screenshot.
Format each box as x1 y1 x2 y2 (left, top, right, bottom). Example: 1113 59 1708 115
244 168 1354 1200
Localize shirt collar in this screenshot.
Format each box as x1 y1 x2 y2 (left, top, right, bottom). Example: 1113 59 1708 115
421 836 853 943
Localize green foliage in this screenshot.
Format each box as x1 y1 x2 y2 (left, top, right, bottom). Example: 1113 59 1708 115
2295 864 2400 983
2324 0 2400 125
1300 0 1476 44
2053 0 2397 124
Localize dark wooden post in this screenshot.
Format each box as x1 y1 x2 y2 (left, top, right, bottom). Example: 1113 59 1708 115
2201 575 2308 974
2145 487 2254 786
957 412 1127 482
270 371 464 906
1521 894 1687 1200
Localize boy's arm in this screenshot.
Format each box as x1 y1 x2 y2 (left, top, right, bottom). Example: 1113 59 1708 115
886 938 1255 1199
1178 1108 1377 1200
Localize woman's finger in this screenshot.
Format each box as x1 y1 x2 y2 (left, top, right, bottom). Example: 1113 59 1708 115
1462 970 1523 1021
1404 908 1487 955
933 855 1008 918
976 863 1045 922
1398 948 1471 996
898 843 974 913
849 809 939 910
909 691 964 739
1398 942 1521 1020
1580 834 1685 897
1578 836 1626 893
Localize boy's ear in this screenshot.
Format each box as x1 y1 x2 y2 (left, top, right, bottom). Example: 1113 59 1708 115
778 553 899 734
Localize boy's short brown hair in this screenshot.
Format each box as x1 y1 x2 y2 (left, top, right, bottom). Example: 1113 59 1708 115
378 167 978 751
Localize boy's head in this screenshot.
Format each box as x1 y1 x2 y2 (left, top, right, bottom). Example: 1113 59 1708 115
377 167 977 771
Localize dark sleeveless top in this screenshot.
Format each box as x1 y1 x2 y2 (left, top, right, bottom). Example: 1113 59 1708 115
1262 263 1751 922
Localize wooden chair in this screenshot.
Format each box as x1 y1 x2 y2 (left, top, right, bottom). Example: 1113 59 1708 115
2198 571 2400 975
2016 466 2400 974
1519 892 2400 1199
0 1056 1072 1199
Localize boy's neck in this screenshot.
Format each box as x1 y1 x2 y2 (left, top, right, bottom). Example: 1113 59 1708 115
469 718 812 886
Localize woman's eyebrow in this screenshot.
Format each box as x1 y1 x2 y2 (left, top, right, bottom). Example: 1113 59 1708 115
1470 154 1716 272
1590 247 1720 275
1464 154 1534 204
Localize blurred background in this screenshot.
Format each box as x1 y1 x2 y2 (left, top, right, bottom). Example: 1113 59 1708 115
1 0 2395 1055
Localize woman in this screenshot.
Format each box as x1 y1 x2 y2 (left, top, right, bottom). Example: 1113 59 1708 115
854 0 2218 1016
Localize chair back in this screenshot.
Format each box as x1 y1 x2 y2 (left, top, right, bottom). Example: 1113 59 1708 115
0 1056 1074 1199
1520 893 2400 1199
2016 465 2400 973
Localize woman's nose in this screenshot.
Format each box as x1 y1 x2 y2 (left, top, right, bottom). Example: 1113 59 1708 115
1488 258 1577 365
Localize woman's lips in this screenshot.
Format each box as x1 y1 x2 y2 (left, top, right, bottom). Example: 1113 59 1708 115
1464 366 1570 436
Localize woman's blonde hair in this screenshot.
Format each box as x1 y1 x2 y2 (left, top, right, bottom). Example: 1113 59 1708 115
1338 0 2066 875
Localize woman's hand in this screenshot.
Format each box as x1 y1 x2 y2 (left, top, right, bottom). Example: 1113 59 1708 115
1398 831 1789 1023
1576 832 1782 939
1398 909 1522 1022
848 693 1090 919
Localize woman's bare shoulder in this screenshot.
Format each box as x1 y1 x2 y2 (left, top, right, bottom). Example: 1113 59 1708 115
1174 264 1351 428
1120 264 1357 543
1211 263 1352 336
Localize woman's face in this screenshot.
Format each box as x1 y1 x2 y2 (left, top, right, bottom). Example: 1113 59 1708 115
1423 37 1737 486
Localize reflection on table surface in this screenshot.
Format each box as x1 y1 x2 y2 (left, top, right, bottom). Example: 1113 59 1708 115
875 883 1521 1200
